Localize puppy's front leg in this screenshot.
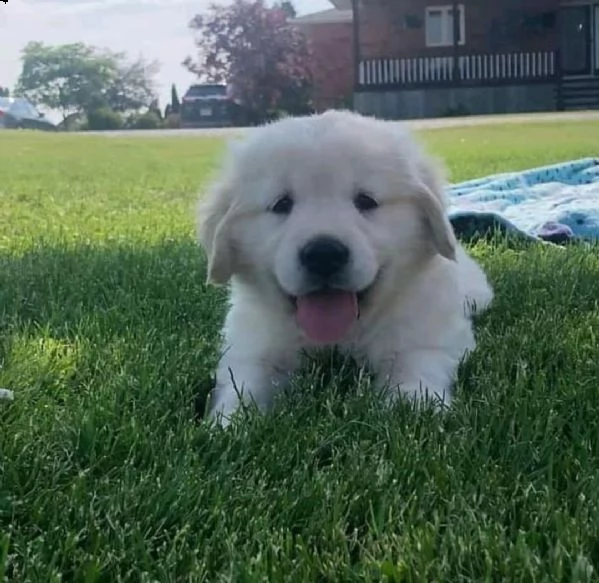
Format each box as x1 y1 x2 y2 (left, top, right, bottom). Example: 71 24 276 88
207 305 300 427
208 358 294 427
373 348 458 409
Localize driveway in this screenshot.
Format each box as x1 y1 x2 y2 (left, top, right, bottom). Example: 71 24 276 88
84 110 599 138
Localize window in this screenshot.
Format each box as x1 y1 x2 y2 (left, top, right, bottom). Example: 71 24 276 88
425 4 465 47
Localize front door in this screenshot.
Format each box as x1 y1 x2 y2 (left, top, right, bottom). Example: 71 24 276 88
559 4 592 75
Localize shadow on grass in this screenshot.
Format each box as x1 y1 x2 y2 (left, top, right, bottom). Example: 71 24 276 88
2 234 598 425
3 237 599 580
0 239 226 424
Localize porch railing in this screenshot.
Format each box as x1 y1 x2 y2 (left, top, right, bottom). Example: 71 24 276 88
358 51 557 88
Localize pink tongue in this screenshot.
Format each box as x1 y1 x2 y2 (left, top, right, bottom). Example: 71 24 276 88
296 290 358 344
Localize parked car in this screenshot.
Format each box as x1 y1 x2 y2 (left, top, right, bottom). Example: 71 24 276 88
0 97 57 131
180 84 240 128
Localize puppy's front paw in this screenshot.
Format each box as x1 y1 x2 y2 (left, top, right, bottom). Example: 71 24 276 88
383 381 452 411
207 407 235 428
205 385 243 428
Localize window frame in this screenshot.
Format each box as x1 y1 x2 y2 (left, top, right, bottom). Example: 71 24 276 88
425 4 466 48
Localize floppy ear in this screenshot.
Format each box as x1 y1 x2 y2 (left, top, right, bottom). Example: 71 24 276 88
197 180 236 285
414 157 457 262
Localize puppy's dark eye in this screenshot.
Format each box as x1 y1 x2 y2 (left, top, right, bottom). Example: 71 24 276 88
354 191 378 212
271 192 294 215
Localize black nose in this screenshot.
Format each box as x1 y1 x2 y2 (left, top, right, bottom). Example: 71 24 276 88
299 236 350 279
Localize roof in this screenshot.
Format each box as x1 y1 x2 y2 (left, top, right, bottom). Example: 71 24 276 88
292 8 353 25
329 0 352 8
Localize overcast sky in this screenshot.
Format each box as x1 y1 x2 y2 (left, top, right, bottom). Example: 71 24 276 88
0 0 331 111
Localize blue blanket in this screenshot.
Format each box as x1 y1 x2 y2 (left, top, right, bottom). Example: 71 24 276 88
447 158 599 244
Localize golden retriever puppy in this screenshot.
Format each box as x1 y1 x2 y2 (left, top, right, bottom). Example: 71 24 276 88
197 110 493 426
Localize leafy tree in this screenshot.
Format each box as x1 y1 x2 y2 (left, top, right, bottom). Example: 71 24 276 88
16 42 112 121
147 97 163 120
184 0 313 125
279 1 296 18
0 87 9 97
171 83 181 114
104 55 160 113
16 42 159 121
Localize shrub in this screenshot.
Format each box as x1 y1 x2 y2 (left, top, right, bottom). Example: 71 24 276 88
164 113 181 129
57 113 86 132
85 107 124 131
127 111 162 130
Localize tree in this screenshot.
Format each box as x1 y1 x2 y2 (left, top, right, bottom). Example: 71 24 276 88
171 83 181 114
184 0 313 125
16 42 159 121
279 1 296 18
0 87 9 97
148 98 162 120
16 42 112 121
104 55 160 113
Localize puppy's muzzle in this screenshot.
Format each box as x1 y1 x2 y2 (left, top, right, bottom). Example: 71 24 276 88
299 236 350 280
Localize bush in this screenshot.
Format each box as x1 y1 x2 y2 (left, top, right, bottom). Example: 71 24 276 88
57 113 86 132
164 113 181 129
85 107 124 131
127 111 163 130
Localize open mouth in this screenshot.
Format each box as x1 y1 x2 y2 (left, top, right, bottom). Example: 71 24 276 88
288 283 374 345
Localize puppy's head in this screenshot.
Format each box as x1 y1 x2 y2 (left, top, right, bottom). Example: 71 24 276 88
198 110 456 344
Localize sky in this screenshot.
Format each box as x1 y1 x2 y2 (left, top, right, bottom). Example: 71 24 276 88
0 0 331 116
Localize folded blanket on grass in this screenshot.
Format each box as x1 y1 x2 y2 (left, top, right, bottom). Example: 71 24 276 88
447 158 599 244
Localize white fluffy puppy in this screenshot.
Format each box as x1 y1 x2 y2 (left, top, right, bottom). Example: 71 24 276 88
198 110 493 426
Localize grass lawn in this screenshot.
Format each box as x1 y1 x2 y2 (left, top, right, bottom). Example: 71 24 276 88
2 121 599 581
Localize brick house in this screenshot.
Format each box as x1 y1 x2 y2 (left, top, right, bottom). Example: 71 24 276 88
293 7 354 111
296 0 599 118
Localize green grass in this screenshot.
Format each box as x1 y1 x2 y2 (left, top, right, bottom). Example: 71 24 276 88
1 121 599 581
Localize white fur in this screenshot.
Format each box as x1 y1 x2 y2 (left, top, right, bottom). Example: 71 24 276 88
197 110 493 426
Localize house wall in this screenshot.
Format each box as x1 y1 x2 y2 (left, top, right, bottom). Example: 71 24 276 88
354 83 556 119
298 21 354 111
358 0 560 59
